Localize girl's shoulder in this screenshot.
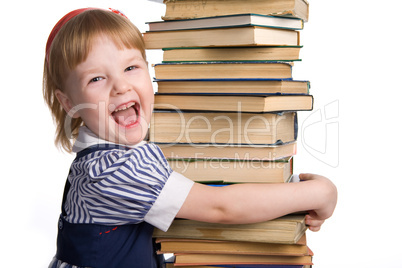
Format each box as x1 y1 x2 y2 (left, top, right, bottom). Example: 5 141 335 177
72 142 171 177
75 142 161 161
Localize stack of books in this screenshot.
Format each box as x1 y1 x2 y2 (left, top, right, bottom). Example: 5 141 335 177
144 0 313 266
154 214 313 267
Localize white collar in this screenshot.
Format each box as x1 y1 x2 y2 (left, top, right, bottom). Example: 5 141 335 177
72 126 146 153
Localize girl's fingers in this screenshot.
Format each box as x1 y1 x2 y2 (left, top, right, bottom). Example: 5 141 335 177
308 225 321 232
305 215 325 232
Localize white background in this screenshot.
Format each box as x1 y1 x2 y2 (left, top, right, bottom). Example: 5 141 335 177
1 0 401 267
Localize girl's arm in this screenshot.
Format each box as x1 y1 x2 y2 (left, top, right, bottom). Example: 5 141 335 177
176 173 337 231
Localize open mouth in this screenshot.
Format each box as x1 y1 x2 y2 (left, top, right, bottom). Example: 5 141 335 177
111 101 140 128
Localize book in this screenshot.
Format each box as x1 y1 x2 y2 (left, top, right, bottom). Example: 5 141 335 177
153 62 293 80
153 214 307 244
166 264 307 268
143 26 300 49
162 0 309 22
162 46 302 63
167 264 308 268
154 94 314 113
147 14 303 31
173 253 313 266
164 255 310 268
156 141 297 161
168 156 293 183
157 234 308 255
156 79 309 95
150 111 297 145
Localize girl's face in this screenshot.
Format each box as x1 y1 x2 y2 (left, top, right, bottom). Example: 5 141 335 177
56 35 154 145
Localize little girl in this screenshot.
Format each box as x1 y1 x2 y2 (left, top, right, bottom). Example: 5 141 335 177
44 8 337 268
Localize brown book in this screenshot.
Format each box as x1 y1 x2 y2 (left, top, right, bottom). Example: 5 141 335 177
157 234 308 255
153 214 307 244
157 141 297 161
168 156 293 183
174 253 313 266
166 260 312 268
154 94 313 113
162 0 309 22
153 62 293 80
150 111 297 145
144 26 299 49
162 46 302 63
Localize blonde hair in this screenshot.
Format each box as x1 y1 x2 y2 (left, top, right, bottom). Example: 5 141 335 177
43 9 146 152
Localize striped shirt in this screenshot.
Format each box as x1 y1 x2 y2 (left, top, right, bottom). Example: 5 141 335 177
64 126 194 231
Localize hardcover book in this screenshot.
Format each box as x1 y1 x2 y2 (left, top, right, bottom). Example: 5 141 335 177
167 156 293 183
147 14 303 31
156 141 297 161
162 46 302 63
150 111 297 145
153 62 293 80
154 93 314 113
162 0 309 22
157 234 308 255
153 214 307 244
144 26 300 49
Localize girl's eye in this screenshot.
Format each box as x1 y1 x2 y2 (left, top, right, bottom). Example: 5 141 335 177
125 66 136 72
89 77 102 83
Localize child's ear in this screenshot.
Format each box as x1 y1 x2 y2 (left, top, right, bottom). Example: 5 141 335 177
55 89 80 119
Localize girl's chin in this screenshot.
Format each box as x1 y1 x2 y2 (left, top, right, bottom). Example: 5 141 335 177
112 126 147 145
95 118 147 145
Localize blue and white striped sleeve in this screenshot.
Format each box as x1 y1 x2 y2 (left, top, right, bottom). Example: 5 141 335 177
68 144 194 231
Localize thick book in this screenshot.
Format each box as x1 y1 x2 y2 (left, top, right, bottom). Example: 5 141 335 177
154 94 314 113
162 46 302 62
150 111 297 145
156 141 297 161
167 156 293 183
153 62 293 80
173 253 313 266
147 14 303 31
155 79 309 95
153 214 307 244
157 234 308 255
144 26 299 49
162 0 309 22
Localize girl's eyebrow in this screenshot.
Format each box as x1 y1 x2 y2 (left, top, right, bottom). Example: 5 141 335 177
125 54 145 63
79 68 101 79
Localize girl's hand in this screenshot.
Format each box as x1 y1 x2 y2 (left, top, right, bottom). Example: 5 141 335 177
299 173 338 231
305 212 325 232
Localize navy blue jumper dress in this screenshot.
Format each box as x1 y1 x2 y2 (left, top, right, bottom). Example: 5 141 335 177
54 145 165 268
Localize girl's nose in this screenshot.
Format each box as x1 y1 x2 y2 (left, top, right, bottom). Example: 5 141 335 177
112 78 131 95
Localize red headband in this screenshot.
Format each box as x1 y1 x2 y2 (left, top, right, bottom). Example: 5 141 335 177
45 8 128 64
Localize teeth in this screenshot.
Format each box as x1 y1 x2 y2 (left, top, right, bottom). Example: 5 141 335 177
114 102 136 112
